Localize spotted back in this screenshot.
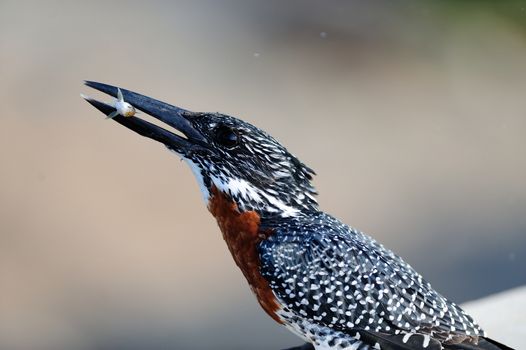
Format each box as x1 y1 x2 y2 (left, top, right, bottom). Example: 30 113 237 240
259 212 485 348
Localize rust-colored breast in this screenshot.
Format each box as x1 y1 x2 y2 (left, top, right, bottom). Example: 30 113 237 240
208 186 282 324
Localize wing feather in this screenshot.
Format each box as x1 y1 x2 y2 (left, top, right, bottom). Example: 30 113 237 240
259 213 485 348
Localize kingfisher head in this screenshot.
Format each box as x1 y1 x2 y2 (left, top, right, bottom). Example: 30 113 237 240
82 82 318 218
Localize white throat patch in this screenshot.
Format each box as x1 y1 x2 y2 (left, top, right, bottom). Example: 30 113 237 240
185 158 211 203
169 150 211 204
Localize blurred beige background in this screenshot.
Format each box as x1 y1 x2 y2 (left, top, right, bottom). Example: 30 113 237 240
1 1 525 349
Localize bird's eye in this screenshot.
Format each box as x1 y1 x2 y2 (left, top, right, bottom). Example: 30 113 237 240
215 125 239 149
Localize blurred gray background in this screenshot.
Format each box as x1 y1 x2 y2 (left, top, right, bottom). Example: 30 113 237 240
1 1 525 349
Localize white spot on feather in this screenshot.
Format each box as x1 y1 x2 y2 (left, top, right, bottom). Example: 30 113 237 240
402 333 412 343
422 334 431 348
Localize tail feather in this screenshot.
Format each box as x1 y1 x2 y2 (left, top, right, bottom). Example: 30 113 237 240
445 337 514 350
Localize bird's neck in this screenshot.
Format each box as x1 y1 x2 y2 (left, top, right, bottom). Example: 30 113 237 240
207 186 282 323
203 176 319 220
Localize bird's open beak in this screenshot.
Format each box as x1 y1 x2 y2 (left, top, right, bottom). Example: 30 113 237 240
82 81 207 153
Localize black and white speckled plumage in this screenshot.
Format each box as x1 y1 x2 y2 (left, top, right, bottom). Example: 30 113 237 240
83 83 512 350
259 212 487 349
164 113 509 350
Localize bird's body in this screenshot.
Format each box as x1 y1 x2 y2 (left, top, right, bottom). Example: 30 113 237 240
82 82 513 350
208 189 488 350
259 212 483 349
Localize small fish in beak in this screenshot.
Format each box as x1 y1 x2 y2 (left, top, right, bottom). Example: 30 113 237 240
80 87 136 119
108 87 136 119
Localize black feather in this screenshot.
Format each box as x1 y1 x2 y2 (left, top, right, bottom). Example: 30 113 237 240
445 337 515 350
